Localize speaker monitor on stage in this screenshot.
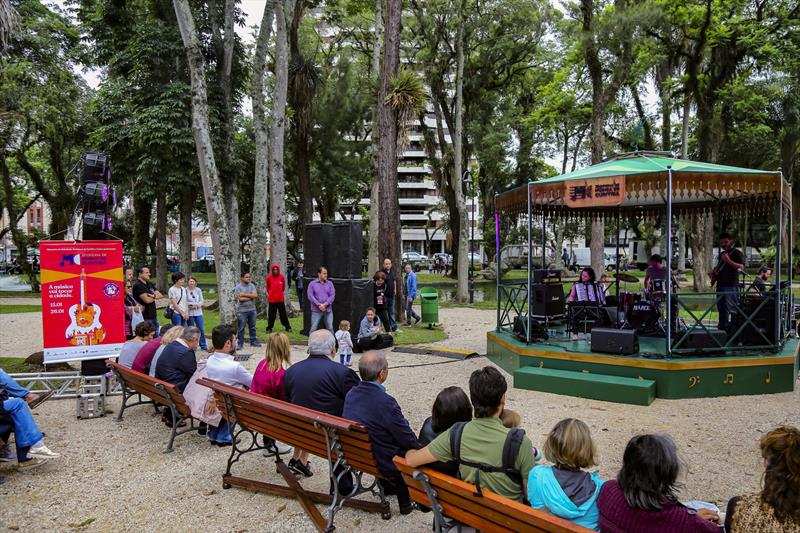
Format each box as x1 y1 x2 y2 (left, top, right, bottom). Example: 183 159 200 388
591 327 639 355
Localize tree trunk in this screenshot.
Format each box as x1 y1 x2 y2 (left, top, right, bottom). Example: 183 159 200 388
173 0 238 323
367 0 382 276
132 194 151 268
688 211 711 291
377 0 402 318
677 224 686 271
219 0 240 273
681 95 690 158
179 186 195 278
269 0 290 308
250 0 275 313
1 157 40 292
453 0 468 302
155 193 168 292
590 218 605 276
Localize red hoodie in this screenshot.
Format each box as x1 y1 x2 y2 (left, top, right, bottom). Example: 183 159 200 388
265 264 286 303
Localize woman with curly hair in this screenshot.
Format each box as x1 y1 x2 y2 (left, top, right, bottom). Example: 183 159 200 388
725 425 800 532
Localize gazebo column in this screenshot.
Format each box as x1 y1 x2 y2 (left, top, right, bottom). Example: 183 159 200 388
526 182 532 344
666 166 673 357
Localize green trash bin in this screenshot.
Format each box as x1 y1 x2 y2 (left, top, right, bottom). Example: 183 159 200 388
419 287 439 326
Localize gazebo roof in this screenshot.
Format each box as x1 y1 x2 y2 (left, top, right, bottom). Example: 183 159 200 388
496 152 789 218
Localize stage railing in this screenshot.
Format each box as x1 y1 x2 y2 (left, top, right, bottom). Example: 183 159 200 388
671 285 791 355
497 282 528 335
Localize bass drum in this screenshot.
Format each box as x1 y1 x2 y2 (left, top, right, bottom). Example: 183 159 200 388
629 300 659 334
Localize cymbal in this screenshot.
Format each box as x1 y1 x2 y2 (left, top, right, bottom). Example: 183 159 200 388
614 272 639 283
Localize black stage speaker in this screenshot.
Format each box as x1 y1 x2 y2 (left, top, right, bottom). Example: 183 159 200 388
326 222 363 279
531 283 565 318
303 223 329 277
533 269 561 284
302 278 373 335
738 296 776 345
304 221 363 279
680 329 728 353
591 327 639 355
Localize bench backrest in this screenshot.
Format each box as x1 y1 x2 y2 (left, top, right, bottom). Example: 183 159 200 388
393 456 594 533
197 378 383 478
107 360 191 417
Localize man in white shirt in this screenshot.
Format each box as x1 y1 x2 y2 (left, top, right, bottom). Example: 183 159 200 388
206 324 253 446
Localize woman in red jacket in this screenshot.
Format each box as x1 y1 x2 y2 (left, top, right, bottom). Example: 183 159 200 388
266 264 292 333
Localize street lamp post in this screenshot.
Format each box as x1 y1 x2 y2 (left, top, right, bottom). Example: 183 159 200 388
462 170 475 304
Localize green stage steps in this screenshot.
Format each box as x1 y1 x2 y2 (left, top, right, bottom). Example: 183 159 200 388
514 367 656 406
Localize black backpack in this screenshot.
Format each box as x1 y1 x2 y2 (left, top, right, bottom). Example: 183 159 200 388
448 421 526 498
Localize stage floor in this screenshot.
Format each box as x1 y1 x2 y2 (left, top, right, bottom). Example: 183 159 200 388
486 329 799 404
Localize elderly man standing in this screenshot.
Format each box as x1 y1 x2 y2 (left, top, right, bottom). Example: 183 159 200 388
284 329 360 477
342 351 420 515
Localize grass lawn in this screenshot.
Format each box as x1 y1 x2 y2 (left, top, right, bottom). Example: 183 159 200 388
0 304 42 314
201 310 447 346
0 290 41 298
0 356 43 373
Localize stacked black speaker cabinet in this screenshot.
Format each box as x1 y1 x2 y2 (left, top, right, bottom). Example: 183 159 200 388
529 269 565 321
301 221 372 335
80 152 115 241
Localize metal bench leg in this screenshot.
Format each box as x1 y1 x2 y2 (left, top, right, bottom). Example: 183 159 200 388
413 470 446 533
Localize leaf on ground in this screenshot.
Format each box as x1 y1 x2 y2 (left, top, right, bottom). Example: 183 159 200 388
68 518 95 528
276 503 286 513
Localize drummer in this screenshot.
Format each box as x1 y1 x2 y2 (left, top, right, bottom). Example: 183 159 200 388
643 254 668 291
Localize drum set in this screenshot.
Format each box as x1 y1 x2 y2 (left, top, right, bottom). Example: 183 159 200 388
616 273 682 336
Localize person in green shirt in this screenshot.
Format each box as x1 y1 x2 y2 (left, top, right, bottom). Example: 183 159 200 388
405 366 537 502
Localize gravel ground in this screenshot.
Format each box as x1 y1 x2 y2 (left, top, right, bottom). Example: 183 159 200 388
1 306 798 532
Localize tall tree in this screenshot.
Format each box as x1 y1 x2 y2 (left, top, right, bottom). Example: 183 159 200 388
452 0 468 301
250 0 275 311
578 0 641 276
367 0 382 274
269 0 291 305
172 0 238 322
376 0 402 311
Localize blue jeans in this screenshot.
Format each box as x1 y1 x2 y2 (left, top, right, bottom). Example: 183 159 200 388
310 311 333 333
237 309 257 346
2 398 43 449
209 418 231 443
171 313 187 326
188 315 207 350
716 286 738 332
387 296 397 331
0 369 29 398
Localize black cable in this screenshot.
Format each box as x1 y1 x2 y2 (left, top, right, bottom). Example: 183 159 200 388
390 357 484 369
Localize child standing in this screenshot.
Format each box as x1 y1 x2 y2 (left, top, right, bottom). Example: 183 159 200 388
335 320 354 366
528 418 604 531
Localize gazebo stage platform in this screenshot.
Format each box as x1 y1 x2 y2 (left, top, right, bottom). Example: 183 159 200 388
486 330 799 406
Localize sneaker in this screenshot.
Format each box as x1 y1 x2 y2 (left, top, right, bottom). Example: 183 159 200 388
18 458 49 470
272 441 292 454
251 341 263 348
414 316 421 325
404 321 412 327
346 360 352 367
0 446 15 462
288 458 313 477
400 504 415 515
28 444 60 459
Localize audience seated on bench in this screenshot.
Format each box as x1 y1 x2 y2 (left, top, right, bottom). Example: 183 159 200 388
343 350 420 515
725 425 800 533
597 434 720 533
417 386 473 478
406 366 538 503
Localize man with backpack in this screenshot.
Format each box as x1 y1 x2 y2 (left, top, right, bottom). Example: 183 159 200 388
405 366 538 503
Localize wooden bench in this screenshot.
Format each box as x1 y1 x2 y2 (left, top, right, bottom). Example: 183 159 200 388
107 360 199 453
197 378 391 533
394 456 594 533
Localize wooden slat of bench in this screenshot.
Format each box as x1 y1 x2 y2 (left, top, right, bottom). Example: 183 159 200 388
110 361 192 417
198 378 356 431
224 399 383 476
395 458 592 533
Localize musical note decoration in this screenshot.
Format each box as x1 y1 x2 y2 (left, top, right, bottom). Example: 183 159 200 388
723 373 735 385
688 376 701 389
765 372 772 385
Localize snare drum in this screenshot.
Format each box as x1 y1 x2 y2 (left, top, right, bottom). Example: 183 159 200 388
648 278 666 295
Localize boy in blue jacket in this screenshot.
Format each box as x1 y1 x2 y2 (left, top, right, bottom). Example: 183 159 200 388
528 418 604 531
